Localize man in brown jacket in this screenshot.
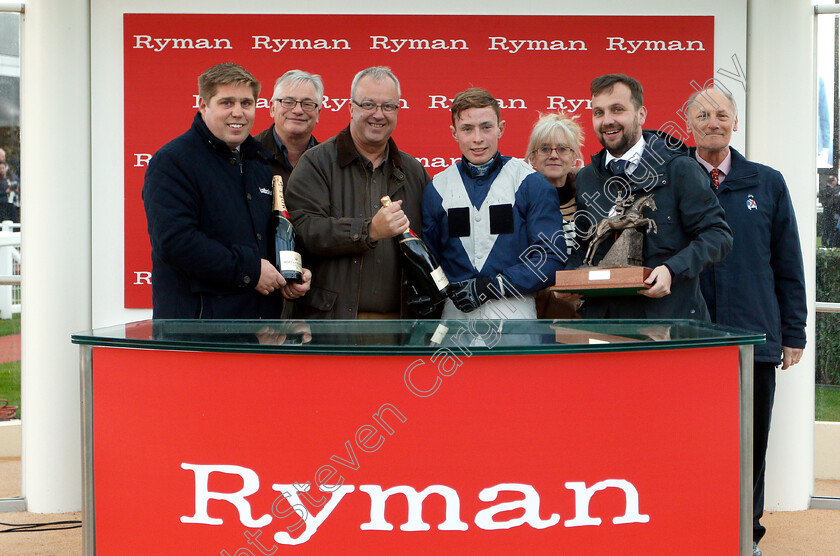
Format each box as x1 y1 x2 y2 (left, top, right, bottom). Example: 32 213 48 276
285 67 430 319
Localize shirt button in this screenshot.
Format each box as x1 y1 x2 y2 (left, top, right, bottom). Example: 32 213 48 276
256 233 262 240
246 193 252 200
475 214 481 222
243 276 251 284
352 233 360 241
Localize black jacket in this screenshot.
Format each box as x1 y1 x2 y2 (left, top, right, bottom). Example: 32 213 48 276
253 124 319 184
694 147 807 363
142 112 283 319
569 130 733 320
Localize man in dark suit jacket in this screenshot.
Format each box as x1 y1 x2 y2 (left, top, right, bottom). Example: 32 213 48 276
567 74 732 319
253 70 322 183
687 86 807 556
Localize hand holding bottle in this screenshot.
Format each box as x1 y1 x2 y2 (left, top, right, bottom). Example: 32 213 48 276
256 259 286 295
281 268 311 300
370 199 409 241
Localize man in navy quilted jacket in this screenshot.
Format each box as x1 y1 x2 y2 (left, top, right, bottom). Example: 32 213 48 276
686 86 807 556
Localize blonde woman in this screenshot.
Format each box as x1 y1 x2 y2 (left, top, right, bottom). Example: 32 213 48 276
525 112 584 318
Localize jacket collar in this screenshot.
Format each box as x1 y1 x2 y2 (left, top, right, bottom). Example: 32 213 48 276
336 125 406 173
459 150 504 179
688 146 758 190
191 111 269 162
721 147 758 185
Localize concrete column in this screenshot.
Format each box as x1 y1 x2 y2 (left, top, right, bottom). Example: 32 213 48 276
20 0 91 511
747 0 816 511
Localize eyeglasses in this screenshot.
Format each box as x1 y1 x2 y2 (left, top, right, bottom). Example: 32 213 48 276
352 100 399 113
275 97 319 112
536 146 573 156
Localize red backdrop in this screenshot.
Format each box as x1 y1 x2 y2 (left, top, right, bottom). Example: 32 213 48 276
124 14 714 307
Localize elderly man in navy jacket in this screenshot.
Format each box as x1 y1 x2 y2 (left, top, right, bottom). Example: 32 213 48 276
686 87 806 556
143 63 311 319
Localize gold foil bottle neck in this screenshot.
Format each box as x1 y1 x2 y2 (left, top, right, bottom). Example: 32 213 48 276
272 176 287 213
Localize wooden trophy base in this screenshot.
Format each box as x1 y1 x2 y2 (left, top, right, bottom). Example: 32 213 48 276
551 266 652 297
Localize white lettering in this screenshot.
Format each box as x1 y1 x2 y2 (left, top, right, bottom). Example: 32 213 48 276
370 35 468 53
359 485 469 531
475 483 560 530
180 463 272 527
429 95 450 109
607 36 704 54
133 271 151 285
252 36 350 52
564 480 650 527
546 96 591 112
271 484 355 545
415 157 461 169
489 36 586 52
133 35 231 52
321 96 350 112
133 154 152 168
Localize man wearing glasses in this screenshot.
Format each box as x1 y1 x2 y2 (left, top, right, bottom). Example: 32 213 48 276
254 70 323 183
285 66 430 319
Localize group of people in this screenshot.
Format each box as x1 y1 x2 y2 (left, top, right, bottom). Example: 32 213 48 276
142 63 806 556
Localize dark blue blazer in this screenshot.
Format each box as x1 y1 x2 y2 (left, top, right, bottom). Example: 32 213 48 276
693 147 807 363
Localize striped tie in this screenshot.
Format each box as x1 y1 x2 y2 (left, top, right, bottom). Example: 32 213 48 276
710 168 720 189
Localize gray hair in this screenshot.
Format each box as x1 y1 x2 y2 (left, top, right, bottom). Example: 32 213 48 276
351 66 401 100
525 112 584 164
273 69 324 106
686 86 738 119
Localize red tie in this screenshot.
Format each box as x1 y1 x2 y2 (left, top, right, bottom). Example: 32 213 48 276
710 168 720 189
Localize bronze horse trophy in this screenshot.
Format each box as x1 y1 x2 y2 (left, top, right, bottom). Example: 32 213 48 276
583 193 658 267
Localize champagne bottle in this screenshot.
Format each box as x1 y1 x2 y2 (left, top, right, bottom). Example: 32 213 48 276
272 176 303 282
381 196 449 302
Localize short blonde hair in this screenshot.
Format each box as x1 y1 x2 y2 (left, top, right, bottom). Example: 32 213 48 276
525 112 584 165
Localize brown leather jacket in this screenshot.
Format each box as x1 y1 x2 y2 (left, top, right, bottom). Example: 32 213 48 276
285 126 430 319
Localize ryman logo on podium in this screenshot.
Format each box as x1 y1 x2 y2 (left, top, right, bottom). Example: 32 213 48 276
180 463 650 546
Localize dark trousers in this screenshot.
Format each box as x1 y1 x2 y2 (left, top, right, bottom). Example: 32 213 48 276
753 361 777 544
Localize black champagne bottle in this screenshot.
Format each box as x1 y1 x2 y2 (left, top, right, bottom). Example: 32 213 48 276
381 196 449 302
272 176 303 282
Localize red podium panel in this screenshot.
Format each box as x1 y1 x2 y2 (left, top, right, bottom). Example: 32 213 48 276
90 344 740 554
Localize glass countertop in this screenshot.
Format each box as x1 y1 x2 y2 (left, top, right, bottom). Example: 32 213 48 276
71 319 764 356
